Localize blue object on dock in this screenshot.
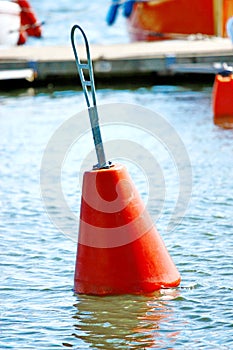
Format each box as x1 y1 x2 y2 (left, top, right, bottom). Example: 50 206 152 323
123 0 135 18
106 0 120 25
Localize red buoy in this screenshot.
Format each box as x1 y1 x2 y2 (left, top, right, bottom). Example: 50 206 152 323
212 65 233 128
71 25 180 295
74 164 181 295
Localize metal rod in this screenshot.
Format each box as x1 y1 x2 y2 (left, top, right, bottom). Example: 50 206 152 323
71 24 109 169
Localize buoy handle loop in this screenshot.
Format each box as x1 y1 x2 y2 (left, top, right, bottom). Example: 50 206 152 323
71 24 96 108
71 25 109 169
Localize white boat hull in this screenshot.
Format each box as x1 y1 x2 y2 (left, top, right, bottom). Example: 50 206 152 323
0 1 20 46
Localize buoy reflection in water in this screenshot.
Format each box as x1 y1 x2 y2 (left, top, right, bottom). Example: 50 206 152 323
72 289 180 349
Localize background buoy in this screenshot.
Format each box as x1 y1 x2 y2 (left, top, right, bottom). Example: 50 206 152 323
212 64 233 128
71 25 180 295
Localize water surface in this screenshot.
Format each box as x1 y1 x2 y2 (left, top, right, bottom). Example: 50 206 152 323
1 85 233 349
1 1 233 348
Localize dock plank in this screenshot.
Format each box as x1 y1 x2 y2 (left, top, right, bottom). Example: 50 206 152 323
0 38 233 85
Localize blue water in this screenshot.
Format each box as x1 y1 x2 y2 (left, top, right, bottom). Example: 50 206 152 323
27 0 129 46
1 1 233 349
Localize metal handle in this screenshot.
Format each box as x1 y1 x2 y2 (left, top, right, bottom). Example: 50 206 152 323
71 24 109 169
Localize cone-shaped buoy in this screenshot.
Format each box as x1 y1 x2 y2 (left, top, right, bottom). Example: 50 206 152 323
71 25 180 295
74 163 180 295
212 64 233 128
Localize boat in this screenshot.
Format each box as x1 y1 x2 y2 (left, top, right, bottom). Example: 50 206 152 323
106 0 233 41
0 1 20 46
0 0 42 46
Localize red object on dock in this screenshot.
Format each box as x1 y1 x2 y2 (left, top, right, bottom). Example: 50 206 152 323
212 72 233 128
16 0 42 45
74 164 181 295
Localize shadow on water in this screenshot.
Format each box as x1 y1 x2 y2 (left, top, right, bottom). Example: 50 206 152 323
70 290 180 349
0 73 214 95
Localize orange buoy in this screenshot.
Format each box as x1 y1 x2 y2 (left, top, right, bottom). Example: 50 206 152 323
212 65 233 128
71 25 180 295
74 164 181 295
16 0 42 43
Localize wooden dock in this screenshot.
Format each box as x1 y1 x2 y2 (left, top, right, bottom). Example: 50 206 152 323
0 37 233 88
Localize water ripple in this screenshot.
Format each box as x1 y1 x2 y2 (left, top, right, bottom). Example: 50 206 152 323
1 84 233 349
